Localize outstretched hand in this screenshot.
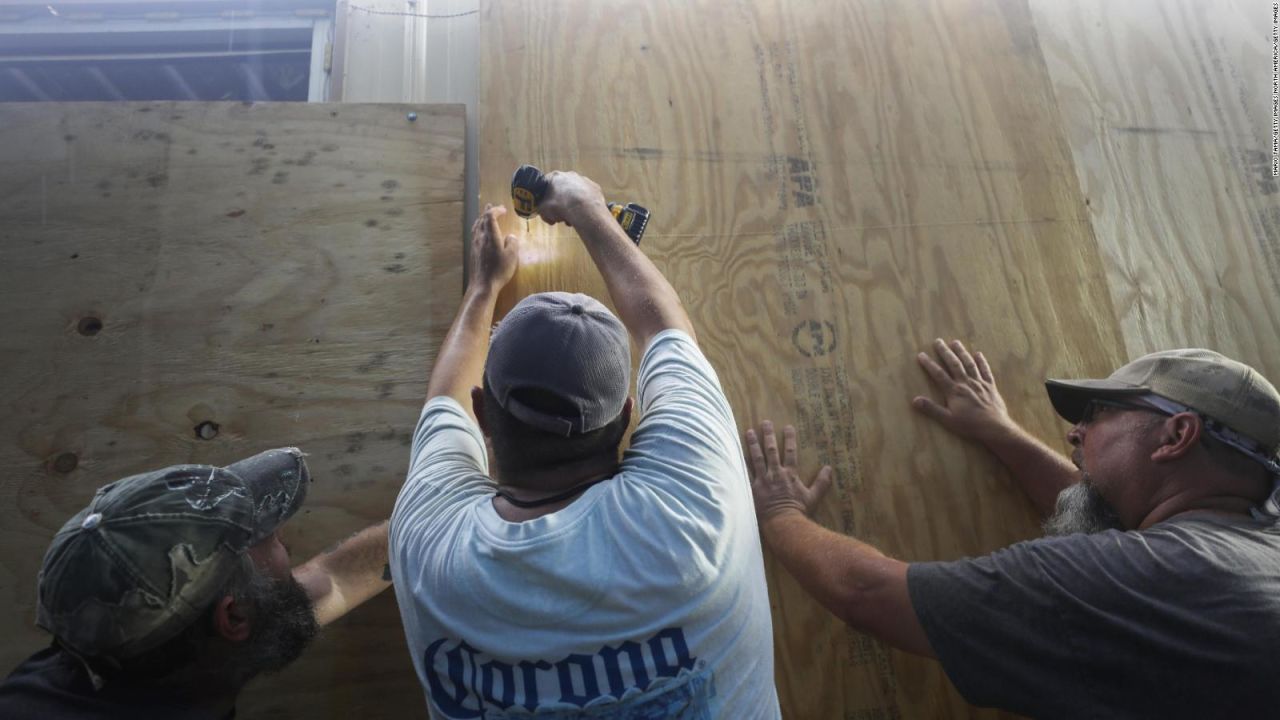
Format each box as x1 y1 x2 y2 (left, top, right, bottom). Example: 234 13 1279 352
469 204 519 293
912 338 1014 443
745 421 834 522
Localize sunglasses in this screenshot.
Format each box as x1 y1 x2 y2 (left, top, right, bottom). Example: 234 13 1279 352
1079 398 1169 424
1079 397 1280 476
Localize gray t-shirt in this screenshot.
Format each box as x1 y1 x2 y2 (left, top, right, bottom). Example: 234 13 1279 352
908 515 1280 719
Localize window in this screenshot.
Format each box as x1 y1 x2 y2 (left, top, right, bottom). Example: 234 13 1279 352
0 1 333 102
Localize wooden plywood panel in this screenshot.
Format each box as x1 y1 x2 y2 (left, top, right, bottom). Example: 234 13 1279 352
1031 0 1280 379
0 102 463 719
479 1 1124 717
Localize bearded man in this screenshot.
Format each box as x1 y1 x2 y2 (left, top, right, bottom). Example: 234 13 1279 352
0 448 391 719
747 340 1280 719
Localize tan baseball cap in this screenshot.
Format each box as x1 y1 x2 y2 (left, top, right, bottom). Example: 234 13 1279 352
1045 349 1280 464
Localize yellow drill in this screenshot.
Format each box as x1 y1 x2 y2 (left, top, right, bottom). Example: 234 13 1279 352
510 164 650 244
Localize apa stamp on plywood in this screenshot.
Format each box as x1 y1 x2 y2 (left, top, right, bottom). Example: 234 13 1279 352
790 366 863 508
775 221 834 316
791 320 837 358
847 632 899 700
742 24 821 213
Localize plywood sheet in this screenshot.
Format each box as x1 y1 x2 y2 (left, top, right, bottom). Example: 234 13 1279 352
479 1 1126 717
1031 0 1280 379
0 102 463 719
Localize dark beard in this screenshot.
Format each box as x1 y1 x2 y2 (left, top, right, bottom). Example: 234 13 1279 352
1043 477 1124 536
106 572 320 699
234 573 319 680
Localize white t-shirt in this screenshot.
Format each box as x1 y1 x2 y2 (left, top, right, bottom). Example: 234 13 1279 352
390 330 780 719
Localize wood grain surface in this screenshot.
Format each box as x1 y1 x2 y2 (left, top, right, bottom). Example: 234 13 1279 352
477 1 1132 717
0 101 462 719
2 1 1270 717
1031 0 1280 381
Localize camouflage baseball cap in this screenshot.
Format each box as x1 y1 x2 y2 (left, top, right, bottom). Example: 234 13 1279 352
35 448 311 662
1045 349 1280 465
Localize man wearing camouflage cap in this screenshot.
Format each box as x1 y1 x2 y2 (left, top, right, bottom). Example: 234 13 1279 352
391 176 779 717
0 447 392 718
747 340 1280 718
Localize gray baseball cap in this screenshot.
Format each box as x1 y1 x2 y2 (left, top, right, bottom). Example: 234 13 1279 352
35 447 311 662
485 292 631 436
1045 349 1280 465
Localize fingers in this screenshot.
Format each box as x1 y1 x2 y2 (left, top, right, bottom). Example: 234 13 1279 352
810 466 835 503
761 420 780 470
911 395 948 421
484 206 504 239
746 421 836 516
933 338 966 379
951 339 979 377
975 351 994 383
927 338 987 381
537 206 565 226
538 170 602 226
474 204 507 237
744 428 766 480
782 425 798 468
916 352 952 388
539 172 565 225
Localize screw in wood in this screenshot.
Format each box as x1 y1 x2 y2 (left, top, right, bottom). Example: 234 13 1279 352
194 421 220 440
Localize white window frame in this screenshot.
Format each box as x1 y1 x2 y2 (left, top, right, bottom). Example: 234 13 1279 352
0 10 333 101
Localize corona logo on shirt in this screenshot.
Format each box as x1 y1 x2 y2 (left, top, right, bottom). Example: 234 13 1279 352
424 627 700 717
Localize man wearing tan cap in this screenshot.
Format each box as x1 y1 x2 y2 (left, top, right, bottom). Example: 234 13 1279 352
0 448 392 719
747 340 1280 718
391 177 779 717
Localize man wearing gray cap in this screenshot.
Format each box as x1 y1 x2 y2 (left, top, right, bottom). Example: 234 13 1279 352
747 339 1280 718
0 448 393 719
391 178 778 718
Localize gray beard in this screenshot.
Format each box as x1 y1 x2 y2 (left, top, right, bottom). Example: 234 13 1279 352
1042 477 1124 536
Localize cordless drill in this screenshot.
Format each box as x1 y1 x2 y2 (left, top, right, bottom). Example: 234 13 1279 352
510 164 649 245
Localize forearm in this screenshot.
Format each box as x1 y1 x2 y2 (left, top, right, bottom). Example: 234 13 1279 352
426 285 500 411
979 423 1078 516
571 204 695 348
293 521 390 627
762 511 933 658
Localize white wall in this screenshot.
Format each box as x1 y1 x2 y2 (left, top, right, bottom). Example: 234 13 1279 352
335 0 479 236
